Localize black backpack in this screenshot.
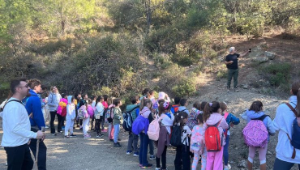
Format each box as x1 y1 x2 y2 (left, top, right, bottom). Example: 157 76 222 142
170 125 182 147
123 106 139 132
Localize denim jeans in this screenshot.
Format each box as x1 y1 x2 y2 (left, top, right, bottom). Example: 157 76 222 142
139 133 149 166
127 132 139 152
223 135 230 166
114 124 120 143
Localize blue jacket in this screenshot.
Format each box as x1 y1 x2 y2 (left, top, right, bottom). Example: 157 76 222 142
225 113 240 130
26 89 45 130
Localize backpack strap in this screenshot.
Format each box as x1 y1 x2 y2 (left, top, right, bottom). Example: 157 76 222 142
3 100 23 110
285 103 297 159
251 115 269 121
286 103 298 117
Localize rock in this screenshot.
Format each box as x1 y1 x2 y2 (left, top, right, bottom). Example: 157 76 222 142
265 51 276 60
252 56 269 63
267 151 273 155
241 84 249 89
238 160 247 168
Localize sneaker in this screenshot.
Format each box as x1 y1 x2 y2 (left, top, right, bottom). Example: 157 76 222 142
133 152 139 157
84 134 91 139
110 139 114 142
149 155 155 160
126 151 132 155
64 135 70 138
140 164 152 169
70 134 77 137
45 126 49 129
224 164 231 170
114 143 122 147
51 133 57 136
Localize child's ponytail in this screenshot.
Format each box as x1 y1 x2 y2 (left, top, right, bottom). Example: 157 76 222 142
203 101 220 122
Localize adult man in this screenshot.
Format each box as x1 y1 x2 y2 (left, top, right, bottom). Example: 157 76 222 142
26 79 47 170
1 78 44 170
225 47 249 91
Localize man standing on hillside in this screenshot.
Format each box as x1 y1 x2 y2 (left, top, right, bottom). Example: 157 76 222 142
225 47 250 92
26 79 47 170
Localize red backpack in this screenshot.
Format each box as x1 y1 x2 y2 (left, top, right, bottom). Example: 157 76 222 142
205 120 223 152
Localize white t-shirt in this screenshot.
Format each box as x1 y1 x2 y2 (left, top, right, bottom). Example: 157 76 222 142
182 125 192 146
1 98 37 147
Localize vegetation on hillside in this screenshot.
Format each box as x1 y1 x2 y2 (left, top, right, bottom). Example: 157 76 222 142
0 0 300 99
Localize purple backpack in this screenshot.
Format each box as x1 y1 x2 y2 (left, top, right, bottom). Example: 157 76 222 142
242 115 269 148
132 115 149 135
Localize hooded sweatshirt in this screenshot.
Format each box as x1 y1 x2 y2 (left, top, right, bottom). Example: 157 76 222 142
47 92 62 112
241 110 276 139
204 113 228 146
66 96 76 120
140 106 151 119
273 95 300 164
25 89 46 130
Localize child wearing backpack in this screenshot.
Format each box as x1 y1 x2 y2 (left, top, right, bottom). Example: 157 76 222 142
219 102 240 170
79 103 91 139
178 98 189 115
126 95 140 156
138 98 153 168
241 101 275 170
191 114 206 170
90 96 96 131
174 111 191 170
107 98 115 141
155 101 174 170
113 98 123 147
187 101 202 130
64 96 76 138
203 101 228 170
102 95 109 131
94 96 104 137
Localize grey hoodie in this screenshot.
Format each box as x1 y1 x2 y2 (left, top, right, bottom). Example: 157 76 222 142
47 92 62 112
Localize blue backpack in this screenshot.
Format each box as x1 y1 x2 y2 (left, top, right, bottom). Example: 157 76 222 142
286 103 300 159
132 115 149 135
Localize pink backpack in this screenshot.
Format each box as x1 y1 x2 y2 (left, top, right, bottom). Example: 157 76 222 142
190 125 205 154
148 115 164 141
242 115 269 148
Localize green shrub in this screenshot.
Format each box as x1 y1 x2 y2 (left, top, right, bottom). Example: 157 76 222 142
172 78 197 97
261 63 291 87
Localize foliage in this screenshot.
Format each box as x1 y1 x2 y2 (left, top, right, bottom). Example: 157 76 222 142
260 63 291 87
172 78 197 97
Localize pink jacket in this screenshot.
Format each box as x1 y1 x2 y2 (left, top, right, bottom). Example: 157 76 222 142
57 98 68 115
204 113 228 146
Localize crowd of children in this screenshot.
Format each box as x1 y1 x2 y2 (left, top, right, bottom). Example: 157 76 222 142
19 82 300 170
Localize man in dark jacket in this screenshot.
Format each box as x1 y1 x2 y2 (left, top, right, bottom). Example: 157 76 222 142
26 79 47 170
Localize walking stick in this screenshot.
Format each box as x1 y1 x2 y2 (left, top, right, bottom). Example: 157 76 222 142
34 127 45 170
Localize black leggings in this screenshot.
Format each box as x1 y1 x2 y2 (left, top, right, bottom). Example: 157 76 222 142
95 118 102 135
50 111 57 134
156 146 167 169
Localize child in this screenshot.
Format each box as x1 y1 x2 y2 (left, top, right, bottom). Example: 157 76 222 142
203 101 228 170
178 98 189 115
90 96 96 130
64 96 76 138
139 99 153 168
102 95 109 131
170 97 181 114
191 114 206 170
241 101 275 170
80 103 91 138
174 111 191 170
107 97 115 141
220 102 240 170
94 96 104 137
57 94 68 132
126 95 140 155
113 98 122 147
156 101 174 170
187 101 202 130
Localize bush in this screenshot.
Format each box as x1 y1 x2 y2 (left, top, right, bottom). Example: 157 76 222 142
172 78 197 97
261 63 291 87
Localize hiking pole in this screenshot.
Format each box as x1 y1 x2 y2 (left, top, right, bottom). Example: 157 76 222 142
35 127 45 170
